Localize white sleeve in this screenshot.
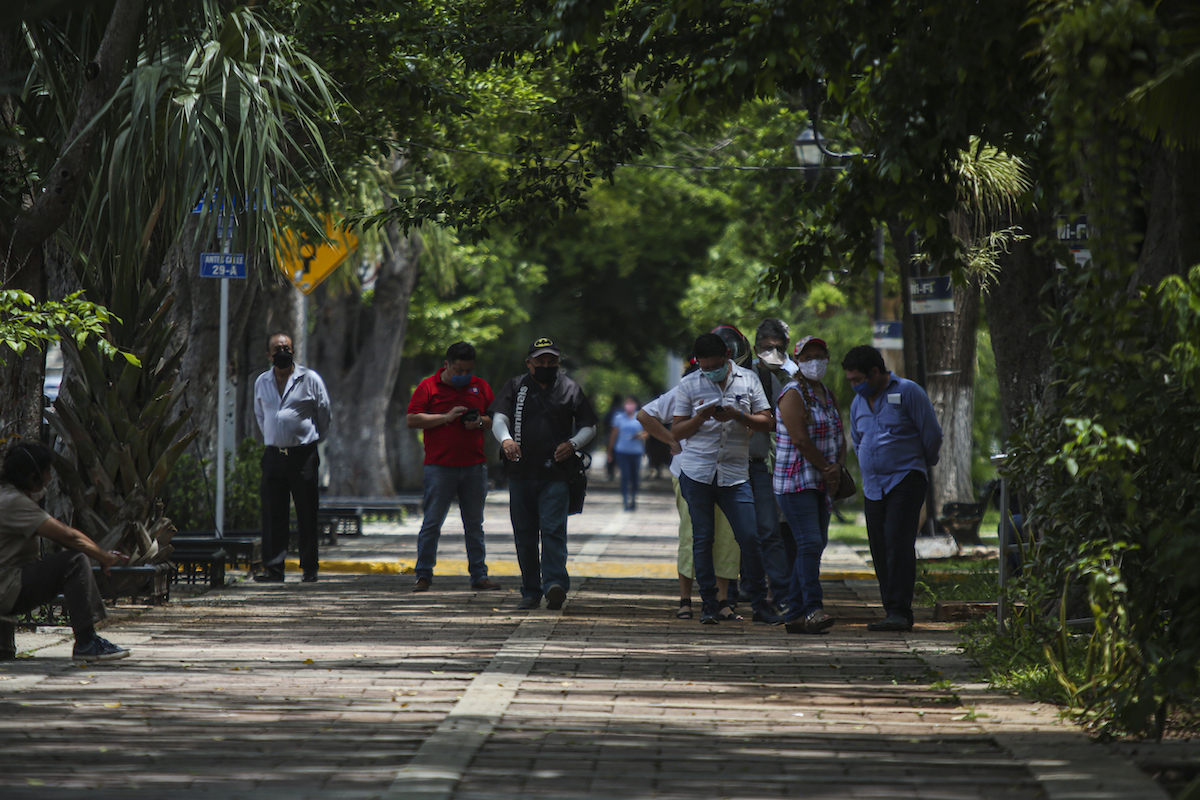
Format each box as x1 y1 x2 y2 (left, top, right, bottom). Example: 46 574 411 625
570 425 596 449
492 412 513 444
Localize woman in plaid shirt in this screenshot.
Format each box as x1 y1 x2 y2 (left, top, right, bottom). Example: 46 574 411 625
774 336 847 635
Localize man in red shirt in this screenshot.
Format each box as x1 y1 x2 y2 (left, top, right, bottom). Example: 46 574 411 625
406 341 501 592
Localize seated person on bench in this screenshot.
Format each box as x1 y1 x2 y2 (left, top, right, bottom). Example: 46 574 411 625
0 441 132 663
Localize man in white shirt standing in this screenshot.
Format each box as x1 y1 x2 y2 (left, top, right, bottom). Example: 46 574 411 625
673 332 782 626
253 332 331 583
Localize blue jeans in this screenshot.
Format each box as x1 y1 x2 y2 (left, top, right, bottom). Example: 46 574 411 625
749 460 791 603
678 473 767 612
776 490 830 621
615 451 642 508
507 477 571 602
415 464 489 583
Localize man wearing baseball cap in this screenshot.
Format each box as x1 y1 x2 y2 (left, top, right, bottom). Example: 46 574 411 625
490 338 598 611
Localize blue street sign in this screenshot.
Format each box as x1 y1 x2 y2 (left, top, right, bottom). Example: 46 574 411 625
872 321 904 350
200 252 246 279
909 276 954 314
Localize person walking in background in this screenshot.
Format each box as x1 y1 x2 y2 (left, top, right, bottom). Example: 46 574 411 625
253 332 331 584
491 338 598 611
1 441 133 662
843 345 942 632
774 335 846 635
639 382 741 620
406 341 500 593
672 332 781 626
607 395 646 511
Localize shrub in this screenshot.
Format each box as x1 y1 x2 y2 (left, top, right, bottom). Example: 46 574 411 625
162 439 264 531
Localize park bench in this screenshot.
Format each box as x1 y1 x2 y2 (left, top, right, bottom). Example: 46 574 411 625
936 479 999 548
168 543 228 588
173 530 262 574
319 494 423 526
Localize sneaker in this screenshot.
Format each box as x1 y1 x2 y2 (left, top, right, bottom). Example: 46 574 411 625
700 604 719 625
73 636 131 663
470 578 502 591
412 577 432 593
545 585 567 610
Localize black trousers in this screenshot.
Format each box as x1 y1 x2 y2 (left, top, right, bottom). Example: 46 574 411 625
863 470 928 625
260 444 320 574
12 551 106 638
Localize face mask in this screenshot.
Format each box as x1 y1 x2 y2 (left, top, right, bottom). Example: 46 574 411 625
702 362 730 383
757 348 786 368
272 350 294 370
533 365 558 384
30 487 47 502
798 359 828 381
449 373 472 388
853 380 874 398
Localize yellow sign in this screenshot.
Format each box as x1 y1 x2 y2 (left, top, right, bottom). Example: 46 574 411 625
276 215 359 295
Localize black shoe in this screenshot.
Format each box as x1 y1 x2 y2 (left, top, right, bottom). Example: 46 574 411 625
752 607 785 625
516 596 540 610
302 571 318 583
253 570 284 583
805 609 835 633
545 585 566 610
867 615 913 632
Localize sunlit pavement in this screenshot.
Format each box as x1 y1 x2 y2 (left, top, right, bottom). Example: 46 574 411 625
0 481 1170 799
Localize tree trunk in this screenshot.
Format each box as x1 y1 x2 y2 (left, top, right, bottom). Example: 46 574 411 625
985 206 1060 432
0 0 146 438
386 360 430 492
313 219 421 495
1132 145 1200 289
164 221 261 462
924 275 981 511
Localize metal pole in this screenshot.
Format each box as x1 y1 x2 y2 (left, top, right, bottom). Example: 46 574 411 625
215 215 231 537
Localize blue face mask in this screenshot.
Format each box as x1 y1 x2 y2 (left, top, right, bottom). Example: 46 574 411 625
702 362 730 383
852 380 874 398
449 373 472 388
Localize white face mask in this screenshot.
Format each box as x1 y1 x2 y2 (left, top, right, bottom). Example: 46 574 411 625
30 487 47 502
798 359 829 381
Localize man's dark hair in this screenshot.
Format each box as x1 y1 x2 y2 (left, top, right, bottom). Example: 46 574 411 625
755 318 790 346
267 331 293 352
1 441 53 491
692 332 729 360
445 341 476 363
841 345 887 376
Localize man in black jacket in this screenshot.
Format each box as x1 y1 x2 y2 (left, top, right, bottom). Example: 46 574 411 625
490 338 598 610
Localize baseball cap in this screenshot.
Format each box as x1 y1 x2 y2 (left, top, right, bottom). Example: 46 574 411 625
793 335 828 357
528 337 561 358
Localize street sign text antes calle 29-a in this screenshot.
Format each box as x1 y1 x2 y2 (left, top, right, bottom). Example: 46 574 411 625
200 252 246 279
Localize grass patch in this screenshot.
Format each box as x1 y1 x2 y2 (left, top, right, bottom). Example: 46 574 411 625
828 513 868 546
915 558 998 605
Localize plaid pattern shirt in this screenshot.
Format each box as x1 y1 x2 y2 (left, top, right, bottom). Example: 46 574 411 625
773 380 845 504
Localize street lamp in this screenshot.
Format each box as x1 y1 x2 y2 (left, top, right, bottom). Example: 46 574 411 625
793 125 825 178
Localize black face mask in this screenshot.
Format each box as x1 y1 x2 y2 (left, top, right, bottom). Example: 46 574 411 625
533 365 558 385
272 350 294 370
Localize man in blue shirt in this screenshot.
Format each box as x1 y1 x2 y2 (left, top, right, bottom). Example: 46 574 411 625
843 345 942 631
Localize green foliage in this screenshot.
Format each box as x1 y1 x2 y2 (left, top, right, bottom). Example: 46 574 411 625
915 561 999 605
0 290 135 365
162 439 264 532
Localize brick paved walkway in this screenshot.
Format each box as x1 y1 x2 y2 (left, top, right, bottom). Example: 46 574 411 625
0 485 1169 799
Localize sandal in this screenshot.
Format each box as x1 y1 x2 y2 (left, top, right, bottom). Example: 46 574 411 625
716 602 743 622
676 600 693 620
